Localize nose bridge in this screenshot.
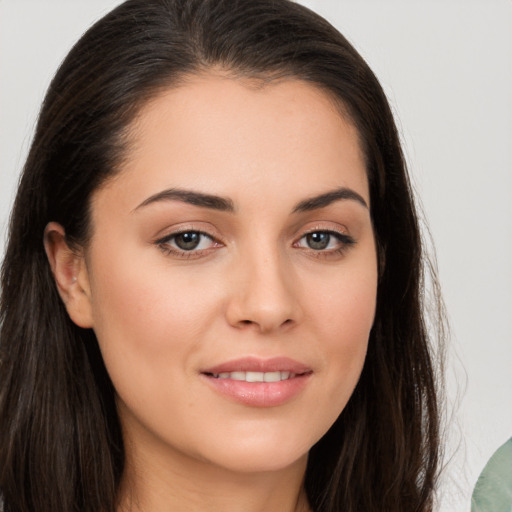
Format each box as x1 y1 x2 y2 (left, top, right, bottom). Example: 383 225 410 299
226 240 300 333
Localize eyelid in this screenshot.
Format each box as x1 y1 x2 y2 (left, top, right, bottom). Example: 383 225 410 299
292 223 356 257
295 229 353 246
156 230 215 246
296 222 351 241
153 222 221 243
154 224 224 258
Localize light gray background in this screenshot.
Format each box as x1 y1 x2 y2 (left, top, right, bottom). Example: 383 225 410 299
1 1 511 510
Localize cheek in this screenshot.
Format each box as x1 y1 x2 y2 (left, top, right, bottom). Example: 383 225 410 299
89 241 212 340
308 253 377 342
86 253 220 444
304 259 377 408
86 245 213 391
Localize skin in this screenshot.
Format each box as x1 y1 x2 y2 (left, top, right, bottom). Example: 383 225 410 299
45 74 378 512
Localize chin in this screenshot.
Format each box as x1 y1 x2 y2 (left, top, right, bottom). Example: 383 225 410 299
193 427 314 474
208 448 308 475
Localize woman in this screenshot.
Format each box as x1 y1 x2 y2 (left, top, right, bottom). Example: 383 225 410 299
0 1 444 511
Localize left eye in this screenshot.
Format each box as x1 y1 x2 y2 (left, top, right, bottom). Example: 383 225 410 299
160 231 215 252
296 231 350 251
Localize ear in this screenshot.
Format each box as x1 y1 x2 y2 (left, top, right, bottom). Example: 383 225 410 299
43 222 94 328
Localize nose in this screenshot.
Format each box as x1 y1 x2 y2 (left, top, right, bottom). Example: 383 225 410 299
225 248 302 334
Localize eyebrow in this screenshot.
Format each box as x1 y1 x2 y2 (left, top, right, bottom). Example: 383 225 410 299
134 185 368 214
292 187 368 212
134 188 235 212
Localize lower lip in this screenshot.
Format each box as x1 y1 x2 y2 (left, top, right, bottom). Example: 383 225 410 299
201 373 312 407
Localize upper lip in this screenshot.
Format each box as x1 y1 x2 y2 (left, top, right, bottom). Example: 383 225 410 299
201 356 312 375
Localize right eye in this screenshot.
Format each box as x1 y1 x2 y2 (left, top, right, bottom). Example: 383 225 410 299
156 230 220 256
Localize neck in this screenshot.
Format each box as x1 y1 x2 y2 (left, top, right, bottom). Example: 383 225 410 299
118 435 310 512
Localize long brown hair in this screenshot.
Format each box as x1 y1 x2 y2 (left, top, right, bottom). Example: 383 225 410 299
0 1 444 510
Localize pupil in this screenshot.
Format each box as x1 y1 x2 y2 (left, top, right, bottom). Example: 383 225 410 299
175 232 200 250
307 232 330 250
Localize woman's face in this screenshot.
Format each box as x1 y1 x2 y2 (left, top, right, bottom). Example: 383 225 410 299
77 75 377 475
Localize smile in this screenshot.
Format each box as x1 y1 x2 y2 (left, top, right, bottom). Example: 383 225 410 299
210 371 296 382
201 357 313 407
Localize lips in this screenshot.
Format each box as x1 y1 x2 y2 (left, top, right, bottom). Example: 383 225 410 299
202 356 311 375
200 357 312 407
209 370 294 382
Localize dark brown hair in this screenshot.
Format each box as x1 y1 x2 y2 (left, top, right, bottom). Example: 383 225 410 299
0 1 444 510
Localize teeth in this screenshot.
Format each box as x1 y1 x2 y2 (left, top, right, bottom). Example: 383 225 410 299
213 371 295 382
263 371 281 382
246 371 263 382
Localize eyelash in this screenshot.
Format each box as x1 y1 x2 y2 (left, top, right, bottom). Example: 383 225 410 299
294 229 355 258
156 229 220 259
155 228 355 259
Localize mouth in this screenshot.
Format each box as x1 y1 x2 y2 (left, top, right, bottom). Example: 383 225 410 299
205 370 301 382
201 356 311 376
200 357 313 407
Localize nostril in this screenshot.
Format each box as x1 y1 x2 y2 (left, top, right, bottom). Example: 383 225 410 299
238 318 293 329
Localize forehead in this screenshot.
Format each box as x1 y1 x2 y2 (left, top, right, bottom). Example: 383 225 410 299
100 74 369 211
